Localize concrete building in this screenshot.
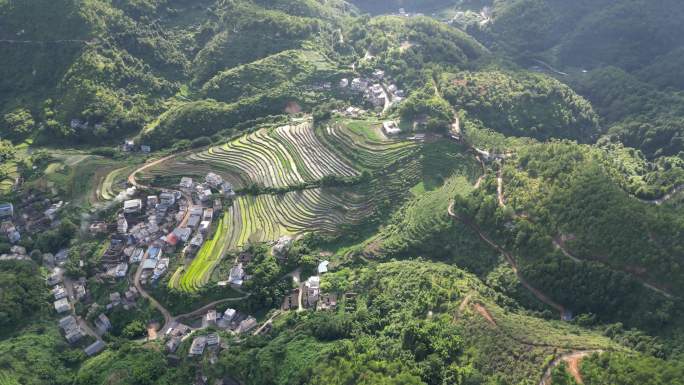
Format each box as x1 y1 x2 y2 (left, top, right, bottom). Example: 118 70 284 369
123 199 142 214
205 173 223 189
223 308 237 322
206 333 220 346
318 260 330 274
95 314 112 335
52 285 67 300
203 208 214 222
59 316 85 344
351 78 368 91
117 215 128 234
237 317 257 334
189 336 207 356
305 276 321 307
383 121 401 135
166 337 181 353
153 258 169 280
54 298 71 313
203 310 218 328
180 177 194 189
160 192 176 206
84 340 106 356
147 195 159 207
228 263 245 287
199 220 211 234
89 222 108 234
0 203 14 218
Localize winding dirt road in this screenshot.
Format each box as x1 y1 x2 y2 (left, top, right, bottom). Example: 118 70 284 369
134 261 173 333
174 293 251 323
127 154 178 189
539 350 602 385
496 167 505 207
448 201 566 316
496 163 676 301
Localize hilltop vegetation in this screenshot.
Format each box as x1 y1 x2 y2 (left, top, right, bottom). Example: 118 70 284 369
190 3 322 84
0 0 350 147
483 0 684 70
442 71 600 142
0 261 47 335
349 0 482 14
0 323 84 385
568 67 684 158
475 0 684 157
347 15 489 89
452 141 684 330
200 50 339 103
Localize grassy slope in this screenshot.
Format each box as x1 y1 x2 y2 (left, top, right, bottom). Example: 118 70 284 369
379 140 501 276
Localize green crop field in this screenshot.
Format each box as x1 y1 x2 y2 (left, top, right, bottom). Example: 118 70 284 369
177 211 232 292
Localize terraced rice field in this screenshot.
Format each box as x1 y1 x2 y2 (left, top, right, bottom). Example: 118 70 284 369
231 187 371 245
172 186 381 291
0 161 17 195
318 119 419 171
145 120 359 189
0 142 30 195
142 118 419 189
162 117 425 292
97 166 131 201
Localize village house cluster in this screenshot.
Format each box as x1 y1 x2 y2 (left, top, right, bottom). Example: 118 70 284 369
339 69 405 110
88 172 235 288
38 171 237 358
164 307 259 361
0 194 65 250
47 264 110 357
281 260 337 312
121 138 151 154
332 67 416 138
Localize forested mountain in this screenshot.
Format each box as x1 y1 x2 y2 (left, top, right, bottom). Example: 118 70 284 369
1 1 683 385
479 0 684 157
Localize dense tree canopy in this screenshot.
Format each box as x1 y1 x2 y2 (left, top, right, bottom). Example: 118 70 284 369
0 261 47 334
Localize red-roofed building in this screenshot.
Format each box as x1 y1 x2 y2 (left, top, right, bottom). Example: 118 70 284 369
165 232 179 246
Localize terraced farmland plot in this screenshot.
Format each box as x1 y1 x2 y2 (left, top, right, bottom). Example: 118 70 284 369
96 166 132 201
229 187 372 247
173 187 375 292
156 118 426 292
141 118 419 190
0 160 18 195
318 120 420 171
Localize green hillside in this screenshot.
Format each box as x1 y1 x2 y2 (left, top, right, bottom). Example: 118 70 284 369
2 1 684 384
442 71 600 142
216 260 619 385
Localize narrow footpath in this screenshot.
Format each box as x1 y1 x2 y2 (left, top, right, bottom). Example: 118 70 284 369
552 237 675 300
638 184 684 205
